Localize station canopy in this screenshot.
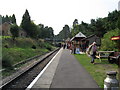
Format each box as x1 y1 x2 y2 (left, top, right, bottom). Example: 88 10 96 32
70 32 86 41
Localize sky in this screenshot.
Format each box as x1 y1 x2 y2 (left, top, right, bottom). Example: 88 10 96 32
0 0 119 35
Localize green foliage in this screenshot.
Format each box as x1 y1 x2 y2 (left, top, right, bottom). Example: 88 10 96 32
2 37 55 67
11 14 16 24
29 22 39 38
2 38 15 48
2 47 48 65
2 10 55 40
0 36 12 39
73 19 78 28
21 9 32 37
44 43 53 51
38 24 54 39
101 28 120 51
2 53 13 69
56 24 70 40
117 16 120 30
2 14 16 24
69 10 120 38
20 10 54 39
15 38 37 48
10 24 19 39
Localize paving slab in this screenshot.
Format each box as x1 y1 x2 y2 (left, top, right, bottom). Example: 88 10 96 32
31 48 63 88
50 49 99 88
31 48 99 89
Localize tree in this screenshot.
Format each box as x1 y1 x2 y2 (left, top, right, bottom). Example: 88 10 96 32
101 28 119 51
38 24 54 39
71 19 79 37
94 18 106 37
38 24 44 39
21 9 39 38
29 22 39 38
56 24 70 40
117 15 120 31
63 25 70 39
1 14 17 24
21 9 31 37
73 19 78 28
11 14 16 24
10 24 19 39
5 15 10 22
48 27 54 39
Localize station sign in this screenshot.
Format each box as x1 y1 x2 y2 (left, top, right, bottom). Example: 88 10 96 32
111 36 120 40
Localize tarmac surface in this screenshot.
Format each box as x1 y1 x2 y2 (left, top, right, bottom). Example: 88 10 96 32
31 48 99 88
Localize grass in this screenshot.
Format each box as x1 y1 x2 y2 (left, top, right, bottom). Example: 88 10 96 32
2 47 55 78
74 54 118 88
2 47 49 65
2 37 56 78
0 36 12 39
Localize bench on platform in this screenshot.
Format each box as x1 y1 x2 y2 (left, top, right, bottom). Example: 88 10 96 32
96 51 114 62
108 52 120 64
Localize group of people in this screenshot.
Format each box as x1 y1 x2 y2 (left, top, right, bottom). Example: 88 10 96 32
63 41 98 64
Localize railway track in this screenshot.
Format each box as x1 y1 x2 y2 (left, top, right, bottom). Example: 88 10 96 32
1 48 60 90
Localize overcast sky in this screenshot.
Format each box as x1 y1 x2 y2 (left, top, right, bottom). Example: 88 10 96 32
0 0 119 35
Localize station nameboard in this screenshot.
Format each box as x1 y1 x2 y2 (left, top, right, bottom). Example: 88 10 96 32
111 36 120 40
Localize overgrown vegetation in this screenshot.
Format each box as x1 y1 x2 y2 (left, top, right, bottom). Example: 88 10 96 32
75 54 118 88
2 54 13 70
100 28 120 51
2 37 56 70
1 9 56 73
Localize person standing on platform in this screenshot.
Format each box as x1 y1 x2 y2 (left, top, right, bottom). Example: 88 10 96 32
86 42 97 64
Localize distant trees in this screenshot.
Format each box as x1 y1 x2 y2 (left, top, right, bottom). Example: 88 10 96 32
2 14 16 24
10 24 19 39
21 9 33 37
55 10 120 52
70 10 120 38
1 14 18 38
20 9 54 39
67 10 120 51
29 21 39 38
11 14 16 24
3 9 120 44
38 24 54 39
73 19 78 28
2 10 55 40
56 24 70 40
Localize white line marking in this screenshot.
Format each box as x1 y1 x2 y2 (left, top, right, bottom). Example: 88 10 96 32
26 48 62 90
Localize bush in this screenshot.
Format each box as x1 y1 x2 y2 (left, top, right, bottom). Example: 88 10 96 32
31 45 36 49
101 28 119 51
2 54 13 70
4 44 9 48
16 38 37 48
46 45 52 51
45 43 52 51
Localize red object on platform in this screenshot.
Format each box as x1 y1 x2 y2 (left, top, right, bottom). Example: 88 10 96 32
111 36 120 40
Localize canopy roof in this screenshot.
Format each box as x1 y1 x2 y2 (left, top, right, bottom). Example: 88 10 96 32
70 32 86 41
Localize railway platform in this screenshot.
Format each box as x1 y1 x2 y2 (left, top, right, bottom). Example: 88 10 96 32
28 48 99 89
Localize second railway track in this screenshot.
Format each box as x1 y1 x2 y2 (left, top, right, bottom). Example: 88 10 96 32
1 48 60 90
